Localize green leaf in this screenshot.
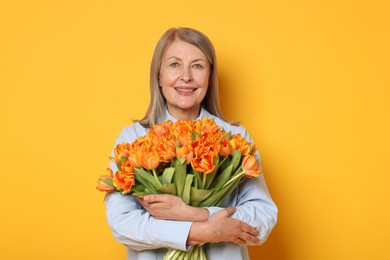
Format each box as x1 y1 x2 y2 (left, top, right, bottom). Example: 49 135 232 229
193 170 203 189
191 132 198 140
131 184 145 192
102 178 113 186
134 167 161 189
193 175 198 189
198 174 241 207
218 156 231 173
198 187 227 207
190 187 214 206
157 183 177 195
172 158 187 197
134 168 158 194
182 174 194 205
162 167 175 184
215 175 242 206
231 149 242 172
132 191 148 198
178 157 187 165
120 156 128 163
115 162 122 172
211 164 233 195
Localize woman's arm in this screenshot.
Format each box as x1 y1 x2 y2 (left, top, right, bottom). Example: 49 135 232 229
106 193 193 252
138 195 262 246
138 194 209 222
187 207 261 246
106 125 195 252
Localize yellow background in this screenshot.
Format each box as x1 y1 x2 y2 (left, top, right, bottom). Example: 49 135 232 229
1 0 389 259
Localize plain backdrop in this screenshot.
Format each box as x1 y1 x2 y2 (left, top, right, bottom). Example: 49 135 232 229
1 0 389 259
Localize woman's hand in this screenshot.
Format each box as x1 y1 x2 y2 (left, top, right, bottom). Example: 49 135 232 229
138 194 209 222
187 207 261 246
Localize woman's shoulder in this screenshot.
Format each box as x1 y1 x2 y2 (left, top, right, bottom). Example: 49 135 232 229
115 121 148 144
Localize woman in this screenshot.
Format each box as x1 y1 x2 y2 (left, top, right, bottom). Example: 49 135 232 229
106 27 278 259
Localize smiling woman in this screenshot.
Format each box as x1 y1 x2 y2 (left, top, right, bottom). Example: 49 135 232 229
104 27 278 260
159 40 210 121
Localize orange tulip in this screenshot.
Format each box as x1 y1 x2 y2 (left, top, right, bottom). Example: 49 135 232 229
176 145 193 164
195 118 220 134
230 134 251 155
128 150 142 168
245 169 262 178
113 170 135 194
219 136 232 156
120 160 134 173
242 154 262 178
242 154 258 171
114 142 131 163
174 120 194 137
191 152 215 174
156 139 176 163
154 124 168 138
140 151 159 170
96 168 115 192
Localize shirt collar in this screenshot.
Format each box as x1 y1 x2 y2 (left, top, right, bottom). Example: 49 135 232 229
162 107 212 122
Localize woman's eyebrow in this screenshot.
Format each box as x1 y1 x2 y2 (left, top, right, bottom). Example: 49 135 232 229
167 56 206 62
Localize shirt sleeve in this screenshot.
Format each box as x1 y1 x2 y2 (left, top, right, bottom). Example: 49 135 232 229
106 193 192 251
206 128 278 245
105 125 193 252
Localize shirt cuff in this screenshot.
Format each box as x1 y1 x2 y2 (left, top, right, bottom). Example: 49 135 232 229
205 206 223 218
154 219 193 251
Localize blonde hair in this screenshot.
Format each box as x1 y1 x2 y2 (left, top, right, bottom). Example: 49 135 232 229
137 27 236 128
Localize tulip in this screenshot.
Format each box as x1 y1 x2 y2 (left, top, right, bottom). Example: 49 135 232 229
192 152 215 174
242 154 263 178
113 171 135 194
219 137 232 156
121 160 134 173
96 168 115 192
140 151 159 170
176 146 193 164
154 125 168 137
195 118 220 134
128 150 142 168
230 134 251 155
156 140 176 163
242 154 258 172
245 169 262 178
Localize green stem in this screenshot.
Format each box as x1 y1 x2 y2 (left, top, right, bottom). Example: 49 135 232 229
222 171 244 189
202 172 207 189
163 249 175 260
152 169 162 187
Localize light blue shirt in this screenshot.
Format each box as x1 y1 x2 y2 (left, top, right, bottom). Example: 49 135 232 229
105 108 278 260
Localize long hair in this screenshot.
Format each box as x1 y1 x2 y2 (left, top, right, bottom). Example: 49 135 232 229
137 27 236 128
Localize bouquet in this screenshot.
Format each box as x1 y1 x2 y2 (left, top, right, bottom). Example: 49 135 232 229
96 118 262 259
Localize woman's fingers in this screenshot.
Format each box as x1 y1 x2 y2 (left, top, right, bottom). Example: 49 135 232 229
238 230 261 245
239 222 260 236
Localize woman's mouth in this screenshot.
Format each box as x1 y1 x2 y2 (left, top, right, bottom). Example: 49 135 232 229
174 87 197 93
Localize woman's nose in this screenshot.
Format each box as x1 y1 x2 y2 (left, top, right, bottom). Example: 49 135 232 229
181 67 193 82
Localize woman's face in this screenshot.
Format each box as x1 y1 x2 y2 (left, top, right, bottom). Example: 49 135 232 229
159 39 210 120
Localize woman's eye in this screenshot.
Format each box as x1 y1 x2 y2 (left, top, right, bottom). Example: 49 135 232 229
170 62 179 68
193 64 203 69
